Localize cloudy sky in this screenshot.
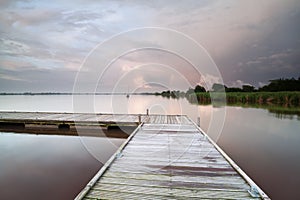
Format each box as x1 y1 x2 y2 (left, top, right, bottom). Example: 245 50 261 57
0 0 299 92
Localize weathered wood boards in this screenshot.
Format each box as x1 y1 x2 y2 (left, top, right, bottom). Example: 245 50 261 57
0 111 141 125
0 112 187 137
0 111 189 125
76 118 270 200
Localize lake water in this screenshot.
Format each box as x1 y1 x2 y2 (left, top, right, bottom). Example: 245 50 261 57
0 95 299 199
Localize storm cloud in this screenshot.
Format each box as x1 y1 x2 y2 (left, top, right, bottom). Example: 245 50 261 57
0 0 299 92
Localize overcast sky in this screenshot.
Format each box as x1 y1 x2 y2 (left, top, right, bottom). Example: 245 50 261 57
0 0 299 92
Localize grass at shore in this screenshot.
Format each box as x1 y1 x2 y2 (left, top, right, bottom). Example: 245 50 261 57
188 91 300 106
225 91 300 105
184 92 300 118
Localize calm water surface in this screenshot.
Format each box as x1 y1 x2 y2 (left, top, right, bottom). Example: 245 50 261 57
0 95 299 200
0 133 124 200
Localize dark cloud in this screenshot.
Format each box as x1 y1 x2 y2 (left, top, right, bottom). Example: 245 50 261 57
206 2 300 87
0 0 300 91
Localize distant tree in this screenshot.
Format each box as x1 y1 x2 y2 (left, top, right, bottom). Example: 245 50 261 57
259 77 300 91
212 83 227 92
161 90 171 97
226 87 243 92
179 91 185 97
194 85 206 93
242 85 255 92
170 90 181 99
186 88 195 95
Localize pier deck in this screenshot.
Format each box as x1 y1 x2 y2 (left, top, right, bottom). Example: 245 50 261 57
0 111 186 137
0 111 270 199
0 111 189 126
75 115 270 199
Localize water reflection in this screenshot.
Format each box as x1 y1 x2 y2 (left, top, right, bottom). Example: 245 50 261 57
183 92 300 120
0 133 124 200
226 103 300 120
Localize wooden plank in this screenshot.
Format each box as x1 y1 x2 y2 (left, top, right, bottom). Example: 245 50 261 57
98 176 250 190
88 183 253 199
112 159 232 169
112 157 231 168
142 124 195 130
102 171 248 185
107 167 239 178
84 189 261 200
122 148 222 155
95 114 113 121
85 190 173 200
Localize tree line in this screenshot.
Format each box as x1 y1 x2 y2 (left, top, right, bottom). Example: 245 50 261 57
157 77 300 97
212 77 300 92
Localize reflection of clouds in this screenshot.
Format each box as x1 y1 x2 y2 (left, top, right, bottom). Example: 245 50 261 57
79 136 124 164
127 96 182 115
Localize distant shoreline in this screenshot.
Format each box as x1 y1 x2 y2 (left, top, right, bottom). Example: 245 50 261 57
184 91 300 107
0 92 154 96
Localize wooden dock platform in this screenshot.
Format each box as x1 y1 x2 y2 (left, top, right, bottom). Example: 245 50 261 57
75 115 270 199
0 111 183 137
0 111 144 125
0 111 270 199
0 111 189 125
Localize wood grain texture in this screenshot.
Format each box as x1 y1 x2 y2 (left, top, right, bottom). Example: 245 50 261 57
78 116 269 199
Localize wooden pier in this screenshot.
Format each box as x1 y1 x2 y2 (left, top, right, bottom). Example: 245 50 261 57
74 115 269 199
0 111 145 137
0 112 270 199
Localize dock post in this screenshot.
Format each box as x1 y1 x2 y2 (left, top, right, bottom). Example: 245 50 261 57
197 116 200 127
138 115 141 124
146 109 149 116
